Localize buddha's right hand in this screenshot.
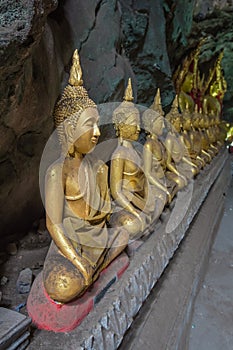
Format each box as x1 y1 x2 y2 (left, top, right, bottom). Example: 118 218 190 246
179 174 188 187
134 212 146 232
72 255 93 286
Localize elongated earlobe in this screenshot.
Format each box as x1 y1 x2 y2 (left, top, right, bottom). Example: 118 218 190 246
63 119 75 155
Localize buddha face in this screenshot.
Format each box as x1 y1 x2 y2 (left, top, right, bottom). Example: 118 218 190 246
118 111 140 141
172 116 181 133
72 107 100 154
151 116 164 136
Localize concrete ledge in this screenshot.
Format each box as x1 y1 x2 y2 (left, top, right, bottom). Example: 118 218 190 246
120 151 231 350
27 253 129 332
28 149 230 350
0 307 31 350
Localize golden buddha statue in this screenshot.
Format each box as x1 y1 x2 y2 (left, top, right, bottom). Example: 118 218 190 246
206 110 224 146
180 103 204 171
145 90 186 190
209 51 227 101
178 72 195 113
42 50 128 303
174 40 205 113
226 124 233 144
208 110 224 148
164 96 197 185
110 79 159 239
192 105 214 162
203 50 227 117
202 92 221 118
218 119 229 145
142 97 178 204
198 108 217 159
191 105 211 164
202 100 219 154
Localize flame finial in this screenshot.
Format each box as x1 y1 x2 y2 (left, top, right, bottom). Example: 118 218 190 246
69 49 84 86
151 88 164 116
123 78 134 102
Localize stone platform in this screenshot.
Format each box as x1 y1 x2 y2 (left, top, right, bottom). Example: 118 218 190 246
27 149 230 350
0 307 31 350
27 253 129 332
119 152 232 350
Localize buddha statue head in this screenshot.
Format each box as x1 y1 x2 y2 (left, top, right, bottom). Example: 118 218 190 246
112 78 140 142
54 49 100 156
142 108 164 137
165 95 182 133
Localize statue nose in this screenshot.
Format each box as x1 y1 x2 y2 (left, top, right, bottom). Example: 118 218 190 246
93 123 100 137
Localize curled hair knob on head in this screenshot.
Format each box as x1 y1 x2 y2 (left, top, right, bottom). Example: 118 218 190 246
123 78 134 102
68 49 83 87
142 108 160 134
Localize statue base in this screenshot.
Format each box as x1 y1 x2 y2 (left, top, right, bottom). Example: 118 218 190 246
27 252 129 332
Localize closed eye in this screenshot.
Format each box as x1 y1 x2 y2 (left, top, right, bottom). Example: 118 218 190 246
83 117 97 127
85 121 94 127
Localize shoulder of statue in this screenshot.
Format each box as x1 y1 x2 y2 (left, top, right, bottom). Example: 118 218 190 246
144 139 153 150
46 160 63 180
165 133 172 143
112 145 127 158
95 160 108 175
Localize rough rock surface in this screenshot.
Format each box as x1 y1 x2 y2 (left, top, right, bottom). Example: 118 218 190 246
191 2 233 121
0 0 232 242
0 0 59 241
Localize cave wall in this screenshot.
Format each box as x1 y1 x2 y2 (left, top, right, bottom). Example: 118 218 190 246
0 0 232 243
0 0 59 241
191 0 233 121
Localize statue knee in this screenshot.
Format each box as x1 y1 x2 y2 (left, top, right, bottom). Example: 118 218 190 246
191 165 199 177
120 214 143 239
43 266 86 303
110 211 144 239
176 178 186 189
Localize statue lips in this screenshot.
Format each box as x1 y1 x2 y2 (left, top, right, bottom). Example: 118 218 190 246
91 136 99 144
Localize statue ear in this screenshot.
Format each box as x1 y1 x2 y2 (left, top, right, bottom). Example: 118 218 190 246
63 119 74 144
118 122 125 137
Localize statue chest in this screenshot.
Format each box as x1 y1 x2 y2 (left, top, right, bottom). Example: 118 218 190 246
151 139 165 161
170 135 184 162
